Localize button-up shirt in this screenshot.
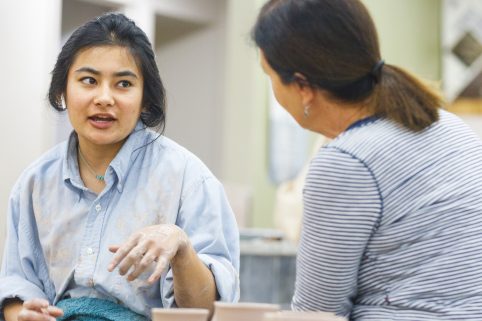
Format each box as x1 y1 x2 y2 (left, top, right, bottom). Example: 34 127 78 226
0 122 240 318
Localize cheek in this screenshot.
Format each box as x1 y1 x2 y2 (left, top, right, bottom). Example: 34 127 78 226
128 91 144 115
65 85 85 109
271 83 290 108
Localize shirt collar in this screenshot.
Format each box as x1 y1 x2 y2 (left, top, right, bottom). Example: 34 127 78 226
62 121 148 193
346 115 379 131
63 133 82 189
110 121 147 192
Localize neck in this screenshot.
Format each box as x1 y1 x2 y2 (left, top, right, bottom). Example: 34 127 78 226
306 92 373 138
77 139 125 175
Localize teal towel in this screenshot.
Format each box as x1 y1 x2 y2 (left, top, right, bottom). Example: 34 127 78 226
56 297 148 321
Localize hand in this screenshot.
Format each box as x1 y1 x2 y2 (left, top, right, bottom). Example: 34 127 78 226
108 224 190 284
17 299 63 321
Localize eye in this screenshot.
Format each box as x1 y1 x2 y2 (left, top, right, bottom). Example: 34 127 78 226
80 77 96 85
118 80 132 88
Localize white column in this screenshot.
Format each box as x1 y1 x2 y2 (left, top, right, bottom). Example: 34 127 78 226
0 0 62 261
123 0 156 43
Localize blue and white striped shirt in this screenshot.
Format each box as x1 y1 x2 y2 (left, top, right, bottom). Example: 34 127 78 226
293 110 482 320
0 122 240 319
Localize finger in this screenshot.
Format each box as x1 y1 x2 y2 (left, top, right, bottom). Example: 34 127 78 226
108 245 120 253
18 309 56 321
127 250 158 281
23 298 49 312
108 234 141 271
46 306 64 317
148 255 169 284
117 243 148 276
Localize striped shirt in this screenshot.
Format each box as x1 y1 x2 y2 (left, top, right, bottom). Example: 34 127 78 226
292 110 482 320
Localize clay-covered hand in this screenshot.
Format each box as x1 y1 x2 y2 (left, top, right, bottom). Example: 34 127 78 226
17 299 63 321
107 224 190 284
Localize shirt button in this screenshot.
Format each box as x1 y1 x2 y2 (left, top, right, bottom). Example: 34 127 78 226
86 248 94 255
95 204 101 212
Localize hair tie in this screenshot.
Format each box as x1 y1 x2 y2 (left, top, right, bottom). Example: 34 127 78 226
370 59 385 84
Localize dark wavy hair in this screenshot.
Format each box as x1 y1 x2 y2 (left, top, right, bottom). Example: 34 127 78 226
253 0 444 131
48 13 166 130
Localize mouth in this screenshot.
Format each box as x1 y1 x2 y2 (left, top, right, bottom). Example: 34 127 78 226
89 114 116 122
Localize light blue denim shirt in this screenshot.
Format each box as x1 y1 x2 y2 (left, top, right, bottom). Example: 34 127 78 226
0 122 240 318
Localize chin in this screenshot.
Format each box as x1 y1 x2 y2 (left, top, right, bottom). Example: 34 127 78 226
86 135 124 147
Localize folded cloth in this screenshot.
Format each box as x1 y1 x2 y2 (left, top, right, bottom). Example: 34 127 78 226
56 297 148 321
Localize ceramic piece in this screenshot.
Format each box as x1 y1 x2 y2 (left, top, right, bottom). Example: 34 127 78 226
262 310 347 321
212 302 280 321
151 308 209 321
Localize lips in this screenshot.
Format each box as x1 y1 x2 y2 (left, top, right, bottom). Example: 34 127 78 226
89 114 116 122
88 113 116 129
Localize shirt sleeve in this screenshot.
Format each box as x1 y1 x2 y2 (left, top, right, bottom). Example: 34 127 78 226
160 176 240 307
0 183 53 317
292 147 382 317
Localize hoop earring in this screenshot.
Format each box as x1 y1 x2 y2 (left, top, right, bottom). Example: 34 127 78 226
303 104 311 118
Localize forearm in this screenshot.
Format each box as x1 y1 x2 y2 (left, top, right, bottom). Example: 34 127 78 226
171 245 217 310
3 300 23 321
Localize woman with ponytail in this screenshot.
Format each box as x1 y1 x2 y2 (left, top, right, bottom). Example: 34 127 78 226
253 0 482 320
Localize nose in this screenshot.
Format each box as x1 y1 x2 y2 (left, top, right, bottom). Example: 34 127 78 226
93 84 114 107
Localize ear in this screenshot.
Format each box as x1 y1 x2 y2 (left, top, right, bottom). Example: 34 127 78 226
293 72 315 107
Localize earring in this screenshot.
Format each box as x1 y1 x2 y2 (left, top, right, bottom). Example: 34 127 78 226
61 95 67 110
303 104 311 118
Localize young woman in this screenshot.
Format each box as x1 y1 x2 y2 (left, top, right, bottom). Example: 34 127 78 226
1 13 239 321
253 0 482 320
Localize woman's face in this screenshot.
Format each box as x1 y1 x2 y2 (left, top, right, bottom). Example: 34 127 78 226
65 45 144 150
260 51 304 123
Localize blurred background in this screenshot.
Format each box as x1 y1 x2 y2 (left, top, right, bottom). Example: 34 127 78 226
0 0 481 307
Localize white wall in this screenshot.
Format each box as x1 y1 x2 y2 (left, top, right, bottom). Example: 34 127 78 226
155 0 226 176
0 0 61 260
363 0 441 81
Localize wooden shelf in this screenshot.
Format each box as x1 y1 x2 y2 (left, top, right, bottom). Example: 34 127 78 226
446 98 482 114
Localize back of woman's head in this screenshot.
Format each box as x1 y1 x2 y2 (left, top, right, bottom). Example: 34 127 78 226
49 13 166 129
253 0 444 132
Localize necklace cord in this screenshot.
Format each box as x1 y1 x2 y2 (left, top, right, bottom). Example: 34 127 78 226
78 146 105 181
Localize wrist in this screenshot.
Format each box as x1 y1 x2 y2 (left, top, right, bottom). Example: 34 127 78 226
171 228 193 268
3 298 23 321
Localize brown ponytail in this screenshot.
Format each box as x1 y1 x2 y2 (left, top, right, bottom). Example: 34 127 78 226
252 0 445 132
373 64 444 131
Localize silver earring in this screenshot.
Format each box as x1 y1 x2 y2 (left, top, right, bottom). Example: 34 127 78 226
303 105 311 118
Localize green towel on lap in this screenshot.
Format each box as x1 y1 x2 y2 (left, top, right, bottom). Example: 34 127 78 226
56 297 148 321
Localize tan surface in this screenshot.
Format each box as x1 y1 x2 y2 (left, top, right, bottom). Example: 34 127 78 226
212 302 280 321
447 98 482 114
151 308 209 321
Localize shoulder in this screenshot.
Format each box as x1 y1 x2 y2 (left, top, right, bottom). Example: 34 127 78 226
16 142 66 182
10 141 67 197
140 131 219 198
333 110 478 151
327 110 478 167
147 133 214 177
330 116 408 155
307 145 379 192
144 129 213 173
305 143 382 212
149 134 225 204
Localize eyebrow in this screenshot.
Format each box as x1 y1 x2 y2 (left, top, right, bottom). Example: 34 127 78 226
74 67 138 79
